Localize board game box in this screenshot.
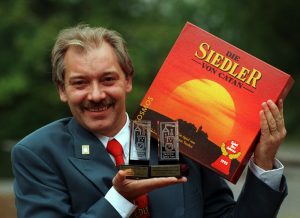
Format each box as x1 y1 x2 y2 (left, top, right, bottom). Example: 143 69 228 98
133 22 294 183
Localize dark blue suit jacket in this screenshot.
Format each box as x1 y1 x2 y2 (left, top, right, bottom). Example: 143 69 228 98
12 118 287 217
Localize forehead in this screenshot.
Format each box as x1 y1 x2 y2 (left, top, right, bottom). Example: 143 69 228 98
65 40 116 62
64 41 122 75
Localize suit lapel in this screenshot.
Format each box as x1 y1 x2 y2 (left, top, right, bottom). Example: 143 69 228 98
67 118 116 195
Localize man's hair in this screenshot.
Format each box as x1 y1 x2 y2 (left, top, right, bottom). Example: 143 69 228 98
51 24 134 87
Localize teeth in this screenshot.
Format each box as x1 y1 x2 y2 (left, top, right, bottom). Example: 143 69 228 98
88 106 109 112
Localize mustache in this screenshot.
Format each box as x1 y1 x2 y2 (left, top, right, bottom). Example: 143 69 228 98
82 98 116 109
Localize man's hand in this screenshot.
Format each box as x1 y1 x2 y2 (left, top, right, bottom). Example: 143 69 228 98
112 170 187 201
254 99 287 170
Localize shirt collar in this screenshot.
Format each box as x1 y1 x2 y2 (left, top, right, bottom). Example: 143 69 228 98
98 113 130 150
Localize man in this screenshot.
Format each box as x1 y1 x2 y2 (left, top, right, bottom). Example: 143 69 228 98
12 24 287 218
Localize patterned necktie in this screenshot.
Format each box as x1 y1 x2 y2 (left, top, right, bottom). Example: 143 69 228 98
106 139 150 218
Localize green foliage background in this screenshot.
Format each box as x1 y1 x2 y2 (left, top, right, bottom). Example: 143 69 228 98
1 0 299 177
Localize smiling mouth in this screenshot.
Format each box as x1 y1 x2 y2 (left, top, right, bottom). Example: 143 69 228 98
83 98 115 113
86 104 112 112
84 104 113 112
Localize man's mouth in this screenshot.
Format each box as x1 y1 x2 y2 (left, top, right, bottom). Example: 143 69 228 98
83 99 115 113
87 105 111 112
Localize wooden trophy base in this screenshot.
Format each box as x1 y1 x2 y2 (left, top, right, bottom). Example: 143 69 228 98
150 164 181 178
119 165 149 179
119 164 182 179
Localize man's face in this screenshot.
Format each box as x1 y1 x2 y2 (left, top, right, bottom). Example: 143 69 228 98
59 41 132 137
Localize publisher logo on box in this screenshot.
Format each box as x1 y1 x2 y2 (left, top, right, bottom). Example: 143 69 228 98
211 140 241 175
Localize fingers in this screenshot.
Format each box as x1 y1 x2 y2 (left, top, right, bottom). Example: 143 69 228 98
277 99 285 129
129 176 187 191
260 99 286 137
268 99 285 132
142 176 187 189
261 101 277 135
259 110 269 136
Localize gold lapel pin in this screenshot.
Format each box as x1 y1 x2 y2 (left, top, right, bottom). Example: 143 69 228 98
81 145 90 155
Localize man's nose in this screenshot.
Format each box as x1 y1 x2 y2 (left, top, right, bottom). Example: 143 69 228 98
88 83 106 101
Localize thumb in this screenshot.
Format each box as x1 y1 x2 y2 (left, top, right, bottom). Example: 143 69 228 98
113 170 126 185
112 169 130 186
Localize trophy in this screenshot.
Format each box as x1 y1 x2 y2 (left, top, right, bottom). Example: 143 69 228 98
150 121 181 177
120 120 181 178
119 120 151 178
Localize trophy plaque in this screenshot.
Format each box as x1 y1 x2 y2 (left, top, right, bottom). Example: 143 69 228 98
120 120 182 178
150 121 181 177
119 120 151 178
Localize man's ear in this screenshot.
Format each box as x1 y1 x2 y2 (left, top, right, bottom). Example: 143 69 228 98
125 75 133 93
58 84 68 102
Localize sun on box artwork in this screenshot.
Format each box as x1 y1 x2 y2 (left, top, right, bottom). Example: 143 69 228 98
134 22 294 183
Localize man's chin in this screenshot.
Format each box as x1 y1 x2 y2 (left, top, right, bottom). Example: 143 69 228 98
83 120 113 136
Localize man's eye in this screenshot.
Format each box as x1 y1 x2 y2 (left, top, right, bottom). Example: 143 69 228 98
102 76 116 85
105 76 115 81
70 80 87 87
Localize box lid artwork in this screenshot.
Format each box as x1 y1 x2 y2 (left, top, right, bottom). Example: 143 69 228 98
134 22 294 183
